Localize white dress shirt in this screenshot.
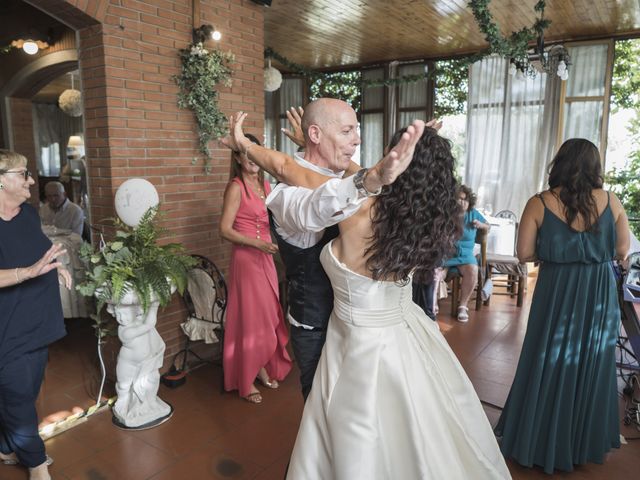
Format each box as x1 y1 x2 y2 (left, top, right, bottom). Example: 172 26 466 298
266 152 368 328
39 199 85 236
267 152 368 248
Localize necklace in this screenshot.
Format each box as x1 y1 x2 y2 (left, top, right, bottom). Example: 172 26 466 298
245 179 265 200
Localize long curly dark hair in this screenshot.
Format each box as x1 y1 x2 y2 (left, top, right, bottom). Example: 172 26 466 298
547 138 603 231
365 127 462 283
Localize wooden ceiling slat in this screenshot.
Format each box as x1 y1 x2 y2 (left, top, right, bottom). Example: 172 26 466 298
263 0 640 70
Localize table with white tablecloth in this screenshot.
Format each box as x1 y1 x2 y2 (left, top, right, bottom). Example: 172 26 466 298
42 225 90 318
485 216 517 255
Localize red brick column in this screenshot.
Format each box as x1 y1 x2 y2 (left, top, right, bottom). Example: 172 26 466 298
9 98 40 208
66 0 266 367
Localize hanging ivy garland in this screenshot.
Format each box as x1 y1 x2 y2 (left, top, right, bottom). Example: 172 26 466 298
468 0 550 64
264 47 447 88
265 1 550 91
174 42 234 174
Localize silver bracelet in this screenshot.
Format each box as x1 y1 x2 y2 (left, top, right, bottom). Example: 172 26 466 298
14 267 21 284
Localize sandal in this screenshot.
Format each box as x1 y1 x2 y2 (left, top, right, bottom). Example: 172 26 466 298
2 454 53 466
242 392 262 404
256 375 279 389
457 306 469 323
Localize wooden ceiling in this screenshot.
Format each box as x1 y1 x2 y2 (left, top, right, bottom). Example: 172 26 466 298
263 0 640 70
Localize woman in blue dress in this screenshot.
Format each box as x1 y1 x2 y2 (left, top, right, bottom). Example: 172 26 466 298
443 185 490 322
495 138 630 473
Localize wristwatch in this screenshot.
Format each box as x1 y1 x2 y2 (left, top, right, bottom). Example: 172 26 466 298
353 168 382 197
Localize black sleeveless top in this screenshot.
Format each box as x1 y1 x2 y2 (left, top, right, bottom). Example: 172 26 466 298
0 203 66 364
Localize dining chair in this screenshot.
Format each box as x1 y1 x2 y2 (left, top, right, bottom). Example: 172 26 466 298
171 255 227 390
484 210 527 307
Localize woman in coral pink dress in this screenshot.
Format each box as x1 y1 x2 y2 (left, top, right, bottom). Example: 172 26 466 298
220 134 292 404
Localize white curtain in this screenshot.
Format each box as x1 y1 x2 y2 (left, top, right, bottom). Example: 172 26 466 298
360 68 384 167
466 56 560 216
32 103 83 177
465 45 610 217
278 78 304 157
264 77 304 156
398 63 429 127
561 44 609 147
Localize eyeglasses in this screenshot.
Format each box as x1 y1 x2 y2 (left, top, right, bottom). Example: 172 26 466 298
0 169 32 180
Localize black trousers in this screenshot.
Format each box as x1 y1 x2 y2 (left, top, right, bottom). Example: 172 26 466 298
0 347 48 468
412 280 437 320
289 325 327 401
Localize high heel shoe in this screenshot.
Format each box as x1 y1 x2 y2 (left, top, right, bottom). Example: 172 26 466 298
256 375 279 389
242 392 262 404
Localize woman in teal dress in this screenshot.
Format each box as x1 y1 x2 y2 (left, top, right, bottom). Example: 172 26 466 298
443 185 490 322
495 138 630 474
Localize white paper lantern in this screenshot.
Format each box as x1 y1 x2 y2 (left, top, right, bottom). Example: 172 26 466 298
58 89 83 117
114 178 160 227
264 64 283 92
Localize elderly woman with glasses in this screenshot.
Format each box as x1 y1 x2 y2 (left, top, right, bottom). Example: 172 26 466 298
0 149 71 480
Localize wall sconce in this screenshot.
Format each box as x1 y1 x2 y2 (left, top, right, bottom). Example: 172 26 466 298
10 28 53 55
10 38 50 55
192 24 221 44
67 135 85 159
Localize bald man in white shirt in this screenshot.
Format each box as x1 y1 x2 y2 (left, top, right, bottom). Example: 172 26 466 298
226 99 438 400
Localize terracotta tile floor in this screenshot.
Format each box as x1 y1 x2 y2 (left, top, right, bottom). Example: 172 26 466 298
3 278 640 479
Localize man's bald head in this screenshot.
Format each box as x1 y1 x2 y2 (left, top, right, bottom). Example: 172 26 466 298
302 98 354 143
45 181 67 209
299 98 360 172
45 181 65 195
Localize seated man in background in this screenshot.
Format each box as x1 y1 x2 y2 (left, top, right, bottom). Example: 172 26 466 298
39 181 84 235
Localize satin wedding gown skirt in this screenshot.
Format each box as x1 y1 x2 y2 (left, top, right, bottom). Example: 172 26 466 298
287 242 511 480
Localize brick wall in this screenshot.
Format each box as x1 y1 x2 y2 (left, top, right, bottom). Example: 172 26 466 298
9 98 40 208
71 0 265 368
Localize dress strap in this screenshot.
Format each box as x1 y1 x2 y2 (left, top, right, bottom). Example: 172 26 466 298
535 192 547 209
606 190 610 207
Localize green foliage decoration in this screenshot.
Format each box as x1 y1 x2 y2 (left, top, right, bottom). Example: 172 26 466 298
607 39 640 236
468 0 550 65
606 155 640 236
77 206 197 337
309 71 362 112
611 39 640 113
434 58 470 118
174 43 234 174
264 47 439 91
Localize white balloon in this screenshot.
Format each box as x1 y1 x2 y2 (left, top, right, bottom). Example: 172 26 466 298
264 66 283 92
114 178 160 227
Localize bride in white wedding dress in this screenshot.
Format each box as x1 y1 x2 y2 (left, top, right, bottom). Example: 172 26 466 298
224 113 511 480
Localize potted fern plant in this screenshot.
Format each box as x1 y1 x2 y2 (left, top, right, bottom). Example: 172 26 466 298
78 206 196 429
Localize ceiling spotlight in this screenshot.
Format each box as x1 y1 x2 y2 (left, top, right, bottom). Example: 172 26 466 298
22 40 39 55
